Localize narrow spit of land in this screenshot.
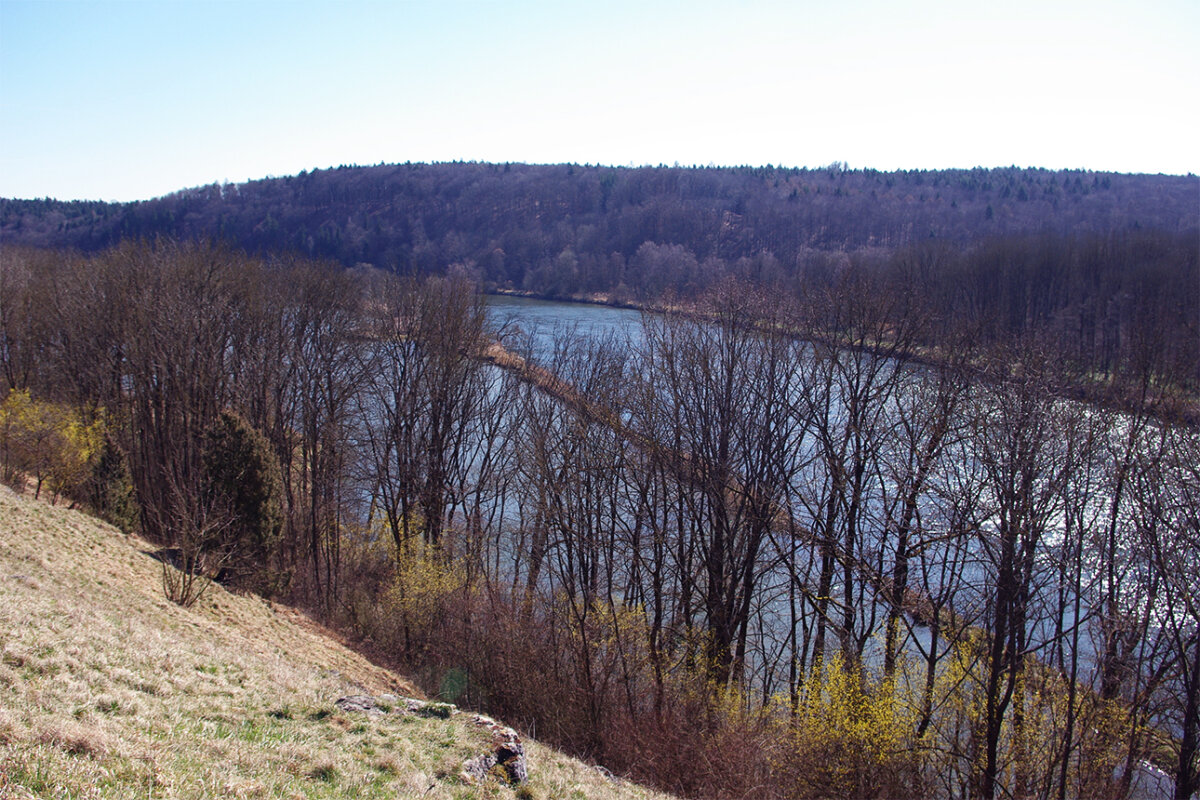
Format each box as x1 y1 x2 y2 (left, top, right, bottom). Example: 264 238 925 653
478 339 930 619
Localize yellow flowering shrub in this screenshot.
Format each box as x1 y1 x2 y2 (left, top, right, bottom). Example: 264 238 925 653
774 653 923 799
905 629 1144 798
0 388 103 502
383 532 470 653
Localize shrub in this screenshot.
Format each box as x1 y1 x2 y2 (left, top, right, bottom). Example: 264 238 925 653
201 410 286 596
382 531 469 654
88 434 139 533
0 388 102 502
158 478 230 608
773 653 926 800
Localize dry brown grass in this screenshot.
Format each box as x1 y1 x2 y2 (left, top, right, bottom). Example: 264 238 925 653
0 486 677 800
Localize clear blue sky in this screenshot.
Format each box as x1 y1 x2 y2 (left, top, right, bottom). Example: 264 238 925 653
2 0 1197 202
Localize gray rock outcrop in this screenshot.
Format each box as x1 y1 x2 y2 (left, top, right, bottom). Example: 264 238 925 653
333 694 527 786
460 713 527 785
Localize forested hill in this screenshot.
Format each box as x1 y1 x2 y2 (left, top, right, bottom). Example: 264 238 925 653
2 163 1196 297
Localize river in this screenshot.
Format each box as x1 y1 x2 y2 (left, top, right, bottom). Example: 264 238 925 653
486 294 643 357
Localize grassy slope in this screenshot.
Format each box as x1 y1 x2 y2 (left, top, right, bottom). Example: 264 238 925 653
0 487 675 800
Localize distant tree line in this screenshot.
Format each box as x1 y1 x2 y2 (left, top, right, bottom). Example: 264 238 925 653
4 164 1195 266
1 239 1196 799
3 163 1195 397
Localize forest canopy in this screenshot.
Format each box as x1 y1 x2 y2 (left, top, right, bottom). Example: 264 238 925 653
2 162 1195 286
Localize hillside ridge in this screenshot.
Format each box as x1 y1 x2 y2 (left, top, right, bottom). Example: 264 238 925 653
3 162 1194 270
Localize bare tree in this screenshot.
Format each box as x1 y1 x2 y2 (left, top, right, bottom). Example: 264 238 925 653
965 343 1081 800
1131 422 1200 800
630 278 806 686
790 268 918 671
360 272 491 550
286 260 364 608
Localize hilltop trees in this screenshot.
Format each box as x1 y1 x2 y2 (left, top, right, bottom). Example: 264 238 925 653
6 165 1197 269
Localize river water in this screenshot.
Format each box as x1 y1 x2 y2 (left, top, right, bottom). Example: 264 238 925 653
486 294 642 356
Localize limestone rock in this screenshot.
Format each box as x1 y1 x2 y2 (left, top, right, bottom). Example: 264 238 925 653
334 694 384 715
461 713 527 785
334 693 454 717
334 694 527 786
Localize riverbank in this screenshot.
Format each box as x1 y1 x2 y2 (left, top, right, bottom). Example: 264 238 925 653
487 288 1199 427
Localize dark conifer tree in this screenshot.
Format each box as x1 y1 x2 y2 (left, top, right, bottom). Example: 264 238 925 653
202 410 286 595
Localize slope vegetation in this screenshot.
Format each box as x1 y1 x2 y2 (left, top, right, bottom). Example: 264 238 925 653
0 486 675 800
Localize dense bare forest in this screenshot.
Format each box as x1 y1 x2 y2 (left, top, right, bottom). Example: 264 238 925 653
5 164 1197 260
3 163 1197 398
1 232 1196 798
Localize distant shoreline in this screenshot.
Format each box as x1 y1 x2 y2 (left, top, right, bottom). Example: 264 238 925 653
487 287 644 312
485 287 1199 427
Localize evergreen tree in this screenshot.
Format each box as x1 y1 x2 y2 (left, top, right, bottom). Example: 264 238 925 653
89 433 139 533
202 410 285 596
